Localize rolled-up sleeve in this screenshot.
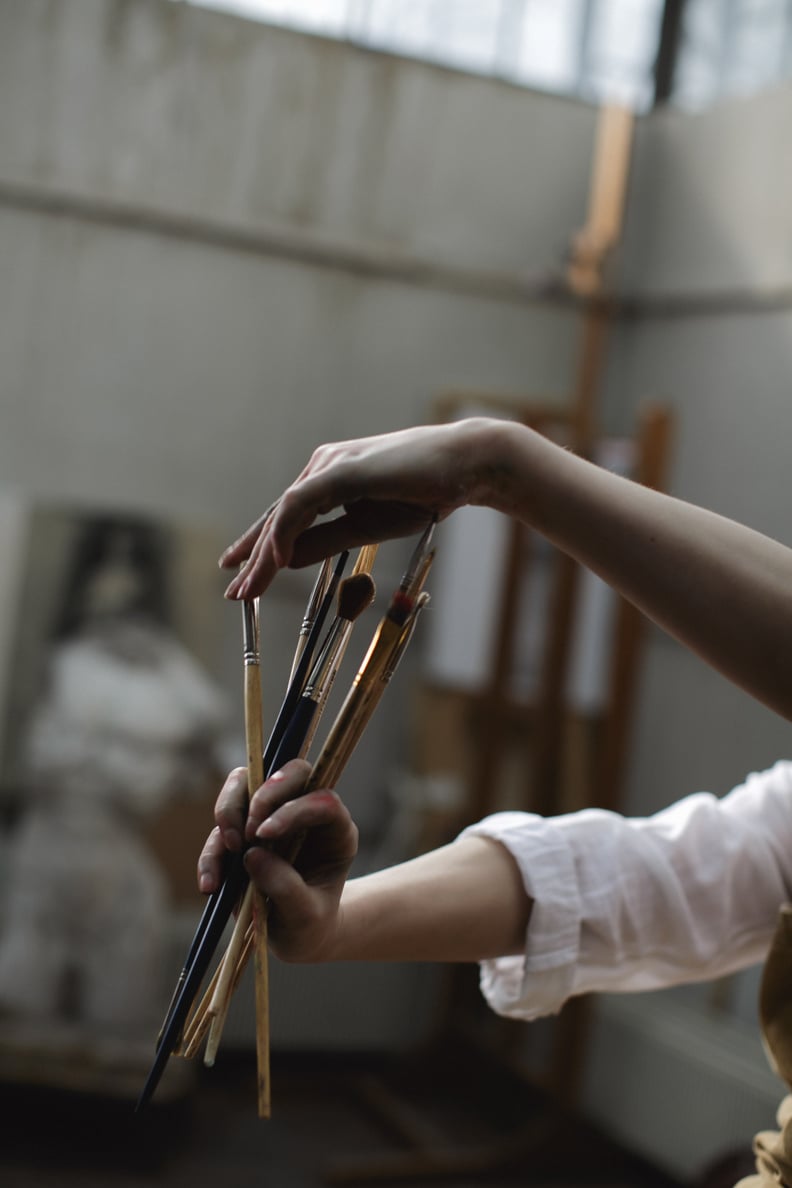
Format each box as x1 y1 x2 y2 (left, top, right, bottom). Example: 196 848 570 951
458 761 792 1021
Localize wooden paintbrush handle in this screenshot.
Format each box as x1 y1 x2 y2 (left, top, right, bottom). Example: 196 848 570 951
243 605 271 1119
203 883 255 1064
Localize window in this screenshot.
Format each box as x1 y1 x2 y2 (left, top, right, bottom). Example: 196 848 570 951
172 0 792 111
174 0 665 111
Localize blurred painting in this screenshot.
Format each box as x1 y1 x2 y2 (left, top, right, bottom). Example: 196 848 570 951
0 496 232 1093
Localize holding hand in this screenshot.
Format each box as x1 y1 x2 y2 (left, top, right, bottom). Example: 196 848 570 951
197 760 358 963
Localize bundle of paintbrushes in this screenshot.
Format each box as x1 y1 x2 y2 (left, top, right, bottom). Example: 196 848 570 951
136 521 436 1118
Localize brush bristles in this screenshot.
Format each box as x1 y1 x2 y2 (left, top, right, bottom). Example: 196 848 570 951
337 572 376 623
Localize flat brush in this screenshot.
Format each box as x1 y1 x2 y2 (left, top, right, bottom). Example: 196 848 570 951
351 543 379 577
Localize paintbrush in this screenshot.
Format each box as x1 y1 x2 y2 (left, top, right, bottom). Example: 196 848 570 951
202 571 372 1042
239 597 270 1119
351 543 379 577
137 601 266 1113
198 571 376 1066
188 568 376 1068
319 588 432 789
155 555 348 1051
260 552 349 770
304 519 436 794
136 847 248 1112
138 556 350 1113
211 544 433 1021
138 531 432 1115
288 557 334 686
268 570 376 771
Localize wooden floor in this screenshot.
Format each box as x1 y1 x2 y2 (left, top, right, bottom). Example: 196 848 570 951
0 1040 750 1188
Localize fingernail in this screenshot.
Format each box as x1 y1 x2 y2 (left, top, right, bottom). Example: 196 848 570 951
222 828 242 850
199 873 213 893
267 769 285 783
256 817 276 838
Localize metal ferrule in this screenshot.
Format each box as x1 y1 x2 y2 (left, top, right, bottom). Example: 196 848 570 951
383 592 430 682
399 517 437 594
242 600 260 666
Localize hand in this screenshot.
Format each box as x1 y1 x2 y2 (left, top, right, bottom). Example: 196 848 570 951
197 760 359 963
220 418 504 599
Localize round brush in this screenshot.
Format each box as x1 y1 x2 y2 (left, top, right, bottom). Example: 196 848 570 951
269 571 376 770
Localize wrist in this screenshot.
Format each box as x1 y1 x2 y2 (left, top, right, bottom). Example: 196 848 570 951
462 417 550 521
450 417 526 513
327 880 367 962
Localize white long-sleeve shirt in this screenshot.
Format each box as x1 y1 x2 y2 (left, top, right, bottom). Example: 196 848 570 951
460 760 792 1021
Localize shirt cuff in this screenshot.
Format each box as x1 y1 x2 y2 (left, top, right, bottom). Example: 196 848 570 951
458 811 582 1020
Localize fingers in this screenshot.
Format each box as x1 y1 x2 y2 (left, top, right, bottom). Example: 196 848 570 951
219 436 392 599
198 759 317 893
196 765 249 893
219 443 341 595
221 514 283 600
243 793 358 964
218 500 280 570
244 757 312 839
224 498 433 601
197 826 227 894
213 767 249 850
252 788 358 854
223 475 339 600
289 501 434 569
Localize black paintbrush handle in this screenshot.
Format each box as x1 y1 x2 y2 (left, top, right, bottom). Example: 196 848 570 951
136 851 248 1113
267 695 318 776
154 879 223 1049
261 551 348 772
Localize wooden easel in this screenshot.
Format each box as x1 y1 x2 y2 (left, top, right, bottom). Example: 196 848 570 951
324 104 674 1184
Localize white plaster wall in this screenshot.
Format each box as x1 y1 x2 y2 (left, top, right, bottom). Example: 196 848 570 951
0 0 597 270
622 83 792 297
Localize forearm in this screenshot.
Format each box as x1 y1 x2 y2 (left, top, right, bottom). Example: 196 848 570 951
328 836 532 963
481 420 792 720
